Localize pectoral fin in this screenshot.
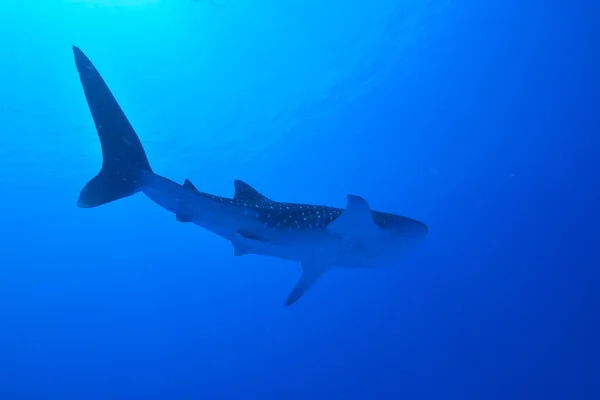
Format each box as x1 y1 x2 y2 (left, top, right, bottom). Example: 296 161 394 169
285 263 328 306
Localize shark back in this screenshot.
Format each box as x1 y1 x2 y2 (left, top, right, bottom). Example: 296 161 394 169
181 178 427 239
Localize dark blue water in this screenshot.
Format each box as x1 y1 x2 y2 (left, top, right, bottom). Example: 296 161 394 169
1 0 598 399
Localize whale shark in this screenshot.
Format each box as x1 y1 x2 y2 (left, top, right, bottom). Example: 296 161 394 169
72 46 428 306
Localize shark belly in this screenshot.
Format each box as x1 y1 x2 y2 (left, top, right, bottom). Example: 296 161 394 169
229 225 344 265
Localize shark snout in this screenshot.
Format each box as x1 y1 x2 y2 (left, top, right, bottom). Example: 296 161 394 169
393 219 429 245
415 221 429 237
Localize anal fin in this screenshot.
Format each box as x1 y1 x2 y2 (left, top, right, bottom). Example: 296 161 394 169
176 213 193 223
183 179 199 192
236 229 268 242
285 263 328 306
233 243 250 256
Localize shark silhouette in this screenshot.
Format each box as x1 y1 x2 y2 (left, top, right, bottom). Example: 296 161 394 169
72 46 428 306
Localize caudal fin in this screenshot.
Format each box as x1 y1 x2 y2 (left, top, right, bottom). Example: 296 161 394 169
73 46 152 208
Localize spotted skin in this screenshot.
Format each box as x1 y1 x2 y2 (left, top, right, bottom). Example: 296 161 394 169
196 192 342 231
182 179 424 234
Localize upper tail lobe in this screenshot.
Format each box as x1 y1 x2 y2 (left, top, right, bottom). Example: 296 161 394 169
73 46 152 208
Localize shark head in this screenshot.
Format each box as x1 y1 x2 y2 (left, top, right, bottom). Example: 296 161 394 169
324 194 428 267
374 211 429 243
383 214 429 261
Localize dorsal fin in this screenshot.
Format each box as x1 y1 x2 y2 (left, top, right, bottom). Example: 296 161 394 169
176 179 199 223
183 179 199 193
233 179 271 203
327 194 381 239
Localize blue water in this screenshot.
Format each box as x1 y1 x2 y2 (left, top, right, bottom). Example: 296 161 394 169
1 0 598 399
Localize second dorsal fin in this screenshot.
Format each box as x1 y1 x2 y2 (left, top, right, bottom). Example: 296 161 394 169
183 179 199 192
233 179 271 203
175 179 200 223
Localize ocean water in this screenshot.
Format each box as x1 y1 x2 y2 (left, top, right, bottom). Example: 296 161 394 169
0 0 598 399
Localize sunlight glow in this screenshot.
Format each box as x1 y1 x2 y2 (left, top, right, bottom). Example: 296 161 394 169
67 0 160 7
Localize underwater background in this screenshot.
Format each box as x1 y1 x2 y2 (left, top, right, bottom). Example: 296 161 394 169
0 0 598 399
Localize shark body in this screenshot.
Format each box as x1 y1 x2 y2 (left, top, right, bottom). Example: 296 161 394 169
72 46 428 306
